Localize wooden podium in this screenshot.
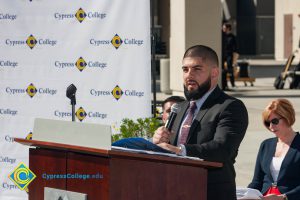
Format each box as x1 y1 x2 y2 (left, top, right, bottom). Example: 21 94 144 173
15 138 222 200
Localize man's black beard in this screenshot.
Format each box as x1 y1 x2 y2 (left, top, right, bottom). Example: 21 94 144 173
184 78 211 101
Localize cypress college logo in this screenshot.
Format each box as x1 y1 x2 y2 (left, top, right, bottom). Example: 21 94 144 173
5 34 57 49
111 34 123 49
75 57 87 72
8 162 36 192
5 83 57 98
111 85 123 100
55 57 107 72
90 33 144 49
90 85 145 100
75 8 87 23
54 8 106 22
0 60 18 68
75 107 87 121
0 13 17 21
25 132 33 140
26 83 37 98
55 107 107 122
26 35 37 49
0 108 18 116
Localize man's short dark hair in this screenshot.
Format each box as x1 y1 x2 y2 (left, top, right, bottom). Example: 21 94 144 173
183 45 219 66
224 23 232 30
162 96 185 110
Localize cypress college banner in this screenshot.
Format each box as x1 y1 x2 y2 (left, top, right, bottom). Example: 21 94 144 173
0 1 151 199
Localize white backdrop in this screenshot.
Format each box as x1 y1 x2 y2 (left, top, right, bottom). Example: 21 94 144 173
0 1 151 199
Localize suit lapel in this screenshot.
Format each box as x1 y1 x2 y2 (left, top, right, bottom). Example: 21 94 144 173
277 134 300 181
186 108 209 142
266 139 277 182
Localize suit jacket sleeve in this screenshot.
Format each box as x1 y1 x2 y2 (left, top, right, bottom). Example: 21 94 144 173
248 141 265 191
286 184 300 200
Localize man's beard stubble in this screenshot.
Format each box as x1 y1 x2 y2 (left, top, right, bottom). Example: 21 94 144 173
184 77 211 101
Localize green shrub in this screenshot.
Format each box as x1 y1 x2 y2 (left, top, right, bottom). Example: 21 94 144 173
112 117 161 142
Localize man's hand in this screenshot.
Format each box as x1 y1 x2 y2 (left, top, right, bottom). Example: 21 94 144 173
153 126 171 144
157 143 181 154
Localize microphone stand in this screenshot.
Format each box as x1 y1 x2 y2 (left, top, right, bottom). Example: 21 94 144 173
71 97 76 122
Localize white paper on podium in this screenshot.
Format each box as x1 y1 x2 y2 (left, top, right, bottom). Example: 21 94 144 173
236 187 263 199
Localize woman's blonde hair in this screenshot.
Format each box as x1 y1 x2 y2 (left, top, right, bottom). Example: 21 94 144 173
262 99 295 129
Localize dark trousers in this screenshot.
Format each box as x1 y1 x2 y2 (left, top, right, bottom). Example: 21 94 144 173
226 56 235 87
222 69 228 90
207 182 237 200
222 56 235 90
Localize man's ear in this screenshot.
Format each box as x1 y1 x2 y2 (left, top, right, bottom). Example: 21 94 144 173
211 67 219 79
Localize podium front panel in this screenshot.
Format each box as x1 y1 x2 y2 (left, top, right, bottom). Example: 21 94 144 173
110 157 207 200
29 148 67 200
67 152 110 200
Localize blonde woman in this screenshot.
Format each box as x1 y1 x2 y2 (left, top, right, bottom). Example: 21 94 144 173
248 99 300 200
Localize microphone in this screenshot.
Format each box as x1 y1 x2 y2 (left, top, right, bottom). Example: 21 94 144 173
66 84 77 105
165 103 180 131
66 84 77 122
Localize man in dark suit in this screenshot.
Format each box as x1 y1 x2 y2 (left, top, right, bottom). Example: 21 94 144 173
153 45 248 200
222 23 238 89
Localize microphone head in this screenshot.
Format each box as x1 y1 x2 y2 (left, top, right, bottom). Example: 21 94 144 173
171 103 180 113
165 103 180 130
66 84 77 99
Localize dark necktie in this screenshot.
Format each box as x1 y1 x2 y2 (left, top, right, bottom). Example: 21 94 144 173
178 101 197 145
